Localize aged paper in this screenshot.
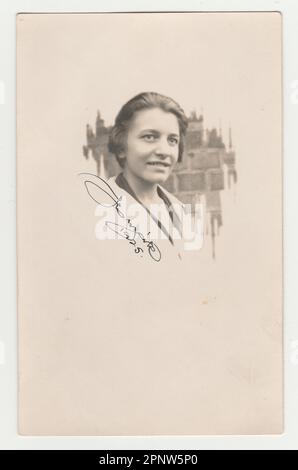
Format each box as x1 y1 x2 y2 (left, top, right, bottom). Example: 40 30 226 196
17 12 282 435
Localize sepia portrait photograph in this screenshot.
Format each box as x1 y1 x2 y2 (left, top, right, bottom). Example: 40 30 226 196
17 12 282 435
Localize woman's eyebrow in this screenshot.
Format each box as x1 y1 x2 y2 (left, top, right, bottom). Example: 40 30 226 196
138 129 179 137
139 128 159 134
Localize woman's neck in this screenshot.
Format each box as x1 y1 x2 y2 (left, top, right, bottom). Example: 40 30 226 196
122 169 161 206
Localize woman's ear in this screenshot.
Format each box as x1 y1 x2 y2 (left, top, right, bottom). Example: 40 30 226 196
118 149 126 165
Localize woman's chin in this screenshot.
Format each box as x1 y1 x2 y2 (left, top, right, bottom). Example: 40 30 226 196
143 170 170 185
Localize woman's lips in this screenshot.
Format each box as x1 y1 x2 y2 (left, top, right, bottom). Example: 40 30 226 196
146 161 170 168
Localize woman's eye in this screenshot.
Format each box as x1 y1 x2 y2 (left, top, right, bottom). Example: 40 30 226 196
142 134 156 142
169 137 179 145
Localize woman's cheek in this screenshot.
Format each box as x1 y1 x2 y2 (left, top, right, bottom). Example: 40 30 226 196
138 142 152 154
171 150 179 165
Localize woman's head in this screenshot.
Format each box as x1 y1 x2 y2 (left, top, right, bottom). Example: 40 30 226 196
108 92 188 185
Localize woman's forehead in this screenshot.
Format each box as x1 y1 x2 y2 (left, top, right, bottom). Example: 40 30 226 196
129 107 179 133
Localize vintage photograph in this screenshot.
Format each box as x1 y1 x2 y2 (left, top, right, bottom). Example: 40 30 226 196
17 12 282 435
80 91 203 264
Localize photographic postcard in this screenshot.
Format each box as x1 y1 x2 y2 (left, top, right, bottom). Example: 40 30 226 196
17 12 283 435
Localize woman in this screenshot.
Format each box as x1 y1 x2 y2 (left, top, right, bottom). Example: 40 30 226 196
105 91 190 263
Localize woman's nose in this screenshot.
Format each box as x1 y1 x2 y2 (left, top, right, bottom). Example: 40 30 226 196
154 138 172 156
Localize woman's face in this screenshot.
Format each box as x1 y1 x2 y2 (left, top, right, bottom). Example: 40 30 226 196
121 107 180 185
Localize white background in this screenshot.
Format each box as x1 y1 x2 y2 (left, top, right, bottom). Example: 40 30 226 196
0 0 297 450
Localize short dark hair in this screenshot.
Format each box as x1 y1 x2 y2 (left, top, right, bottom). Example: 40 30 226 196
108 92 188 168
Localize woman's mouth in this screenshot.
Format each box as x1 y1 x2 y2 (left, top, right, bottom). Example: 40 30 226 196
146 161 171 168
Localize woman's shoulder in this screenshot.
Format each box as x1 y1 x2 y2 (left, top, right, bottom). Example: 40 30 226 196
106 175 127 197
106 175 117 186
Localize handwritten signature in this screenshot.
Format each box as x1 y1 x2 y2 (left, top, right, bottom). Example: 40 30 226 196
80 173 161 262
